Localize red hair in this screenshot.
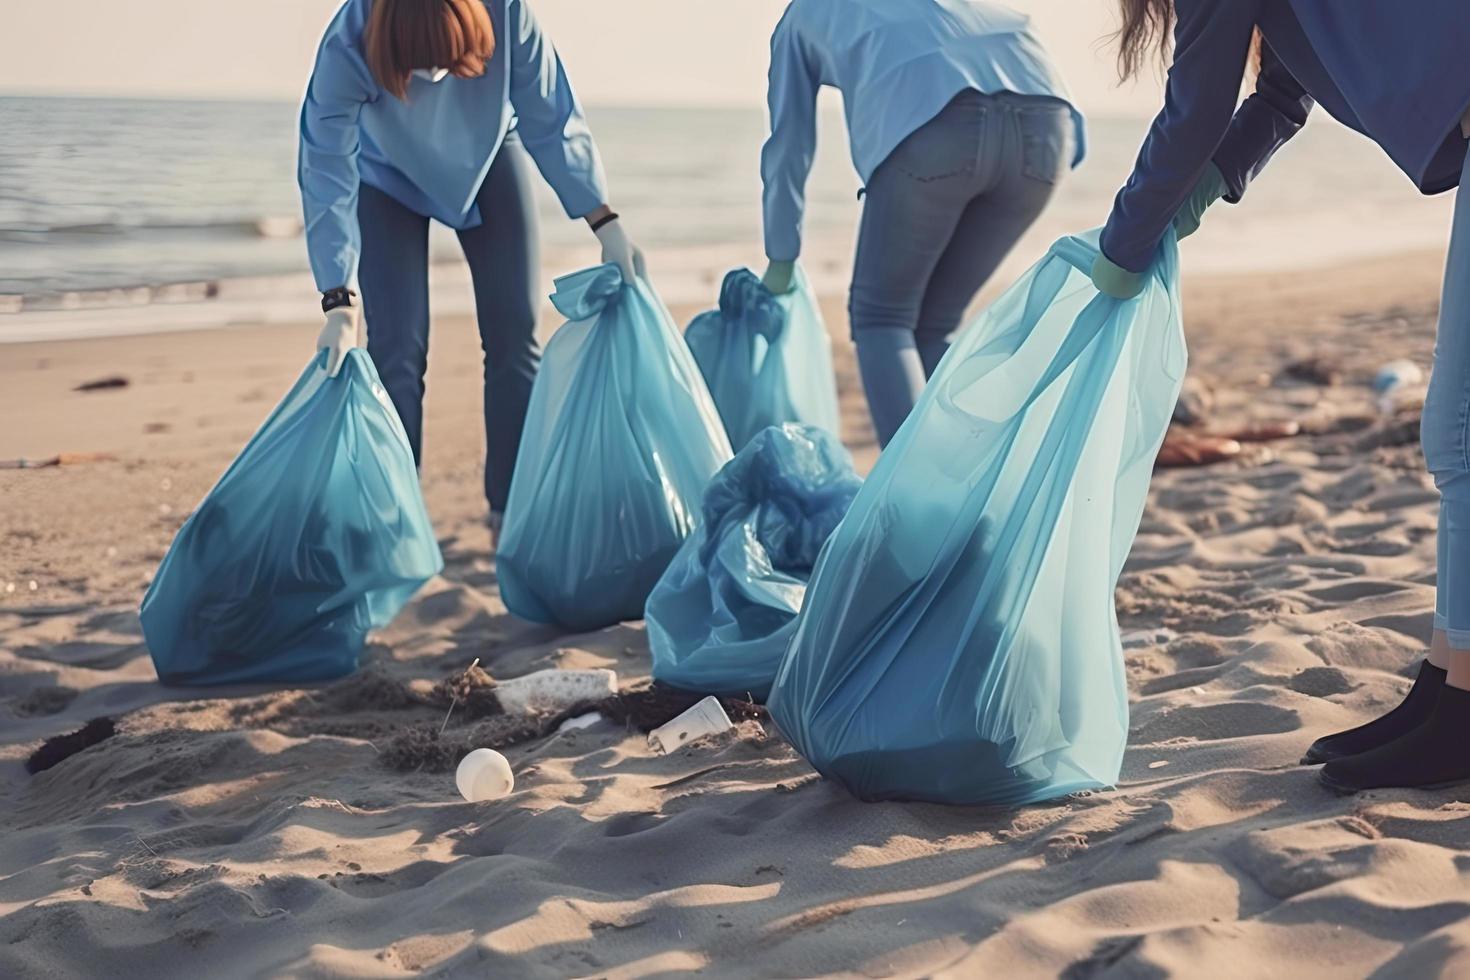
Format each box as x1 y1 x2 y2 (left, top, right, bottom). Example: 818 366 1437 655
364 0 496 100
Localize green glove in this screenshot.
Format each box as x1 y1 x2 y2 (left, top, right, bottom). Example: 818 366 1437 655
762 260 796 295
1173 161 1228 240
1091 253 1145 300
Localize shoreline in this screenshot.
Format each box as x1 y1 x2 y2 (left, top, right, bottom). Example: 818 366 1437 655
1 246 1449 467
1 238 1452 347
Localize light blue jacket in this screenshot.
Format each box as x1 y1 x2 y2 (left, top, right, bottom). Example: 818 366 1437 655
298 0 607 291
761 0 1085 263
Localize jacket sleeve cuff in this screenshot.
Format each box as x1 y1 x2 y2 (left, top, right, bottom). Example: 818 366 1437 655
1211 50 1313 203
763 231 801 265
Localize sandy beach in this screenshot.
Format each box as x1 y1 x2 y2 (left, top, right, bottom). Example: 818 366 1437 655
4 249 1470 978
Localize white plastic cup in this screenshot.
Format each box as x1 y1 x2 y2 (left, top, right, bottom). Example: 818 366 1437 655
648 696 735 754
1373 359 1426 415
455 748 514 802
1373 359 1423 394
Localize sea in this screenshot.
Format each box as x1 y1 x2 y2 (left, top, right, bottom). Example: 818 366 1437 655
0 94 1457 342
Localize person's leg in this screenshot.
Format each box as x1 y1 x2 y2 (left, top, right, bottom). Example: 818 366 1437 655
1319 148 1470 790
359 183 432 463
456 136 541 521
849 92 986 446
910 96 1070 376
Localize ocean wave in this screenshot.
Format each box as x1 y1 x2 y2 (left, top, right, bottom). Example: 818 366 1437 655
0 215 303 240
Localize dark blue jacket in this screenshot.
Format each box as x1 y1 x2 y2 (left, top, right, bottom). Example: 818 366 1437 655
1102 0 1470 273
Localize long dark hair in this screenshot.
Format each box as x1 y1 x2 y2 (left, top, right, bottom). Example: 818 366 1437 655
1114 0 1176 81
1113 0 1261 82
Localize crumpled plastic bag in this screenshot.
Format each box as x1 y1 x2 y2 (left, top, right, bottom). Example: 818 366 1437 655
685 266 841 449
646 423 861 701
768 229 1186 805
140 349 443 686
496 264 733 632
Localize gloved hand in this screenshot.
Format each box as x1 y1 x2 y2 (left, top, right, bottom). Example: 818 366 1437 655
594 218 646 284
761 260 796 295
1173 161 1228 240
1091 253 1145 301
316 304 361 378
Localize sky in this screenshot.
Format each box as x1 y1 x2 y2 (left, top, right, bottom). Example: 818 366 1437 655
0 0 1162 116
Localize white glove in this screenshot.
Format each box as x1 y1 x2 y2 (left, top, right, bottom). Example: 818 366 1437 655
594 218 646 284
316 305 361 378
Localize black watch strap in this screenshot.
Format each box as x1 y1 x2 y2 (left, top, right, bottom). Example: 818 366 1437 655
321 287 356 313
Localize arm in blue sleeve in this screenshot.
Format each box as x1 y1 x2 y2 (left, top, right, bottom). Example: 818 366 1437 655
760 13 820 264
297 35 373 292
1211 39 1314 203
1100 0 1261 273
506 0 608 218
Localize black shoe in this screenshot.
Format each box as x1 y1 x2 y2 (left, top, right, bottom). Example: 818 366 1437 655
1300 660 1446 765
1319 684 1470 793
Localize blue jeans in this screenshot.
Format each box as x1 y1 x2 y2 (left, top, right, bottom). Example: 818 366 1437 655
1424 146 1470 649
850 90 1071 445
358 137 540 515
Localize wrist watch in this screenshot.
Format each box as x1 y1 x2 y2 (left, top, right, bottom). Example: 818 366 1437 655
321 287 356 313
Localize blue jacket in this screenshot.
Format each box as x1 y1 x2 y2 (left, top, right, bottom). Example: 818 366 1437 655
761 0 1085 263
1103 0 1470 274
298 0 607 291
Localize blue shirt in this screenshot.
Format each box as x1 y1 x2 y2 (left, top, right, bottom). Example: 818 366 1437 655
760 0 1086 263
298 0 607 291
1103 0 1470 273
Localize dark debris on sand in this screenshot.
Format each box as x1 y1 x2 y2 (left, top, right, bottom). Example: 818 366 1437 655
595 684 767 733
25 667 771 779
26 717 117 774
380 682 768 772
428 662 503 719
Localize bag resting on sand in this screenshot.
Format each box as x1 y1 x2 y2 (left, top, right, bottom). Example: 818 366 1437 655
768 228 1186 805
140 349 443 686
685 266 841 450
496 263 733 632
645 423 861 701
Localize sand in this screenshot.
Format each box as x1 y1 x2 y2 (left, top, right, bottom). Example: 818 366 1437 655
3 249 1470 978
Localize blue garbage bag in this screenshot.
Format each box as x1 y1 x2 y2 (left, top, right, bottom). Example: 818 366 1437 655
140 349 443 686
685 266 841 449
497 264 733 632
767 229 1186 805
646 423 862 701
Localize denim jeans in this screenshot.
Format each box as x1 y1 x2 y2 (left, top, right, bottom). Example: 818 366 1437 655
358 136 540 515
849 89 1071 445
1424 146 1470 648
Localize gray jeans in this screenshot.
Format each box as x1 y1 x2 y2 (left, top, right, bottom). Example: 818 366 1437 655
850 89 1071 445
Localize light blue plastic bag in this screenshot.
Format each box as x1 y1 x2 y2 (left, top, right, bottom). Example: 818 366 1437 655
497 264 733 632
140 349 443 686
685 266 841 449
767 229 1185 805
646 423 861 701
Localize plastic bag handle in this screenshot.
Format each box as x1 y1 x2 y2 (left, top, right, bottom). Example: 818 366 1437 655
1050 235 1105 279
549 262 626 320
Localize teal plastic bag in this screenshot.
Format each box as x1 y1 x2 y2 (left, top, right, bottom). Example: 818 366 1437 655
646 423 861 701
497 264 733 632
768 229 1185 805
140 349 443 686
685 266 841 449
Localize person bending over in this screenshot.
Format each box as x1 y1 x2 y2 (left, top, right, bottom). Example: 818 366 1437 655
299 0 644 540
1095 0 1470 792
759 0 1085 447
